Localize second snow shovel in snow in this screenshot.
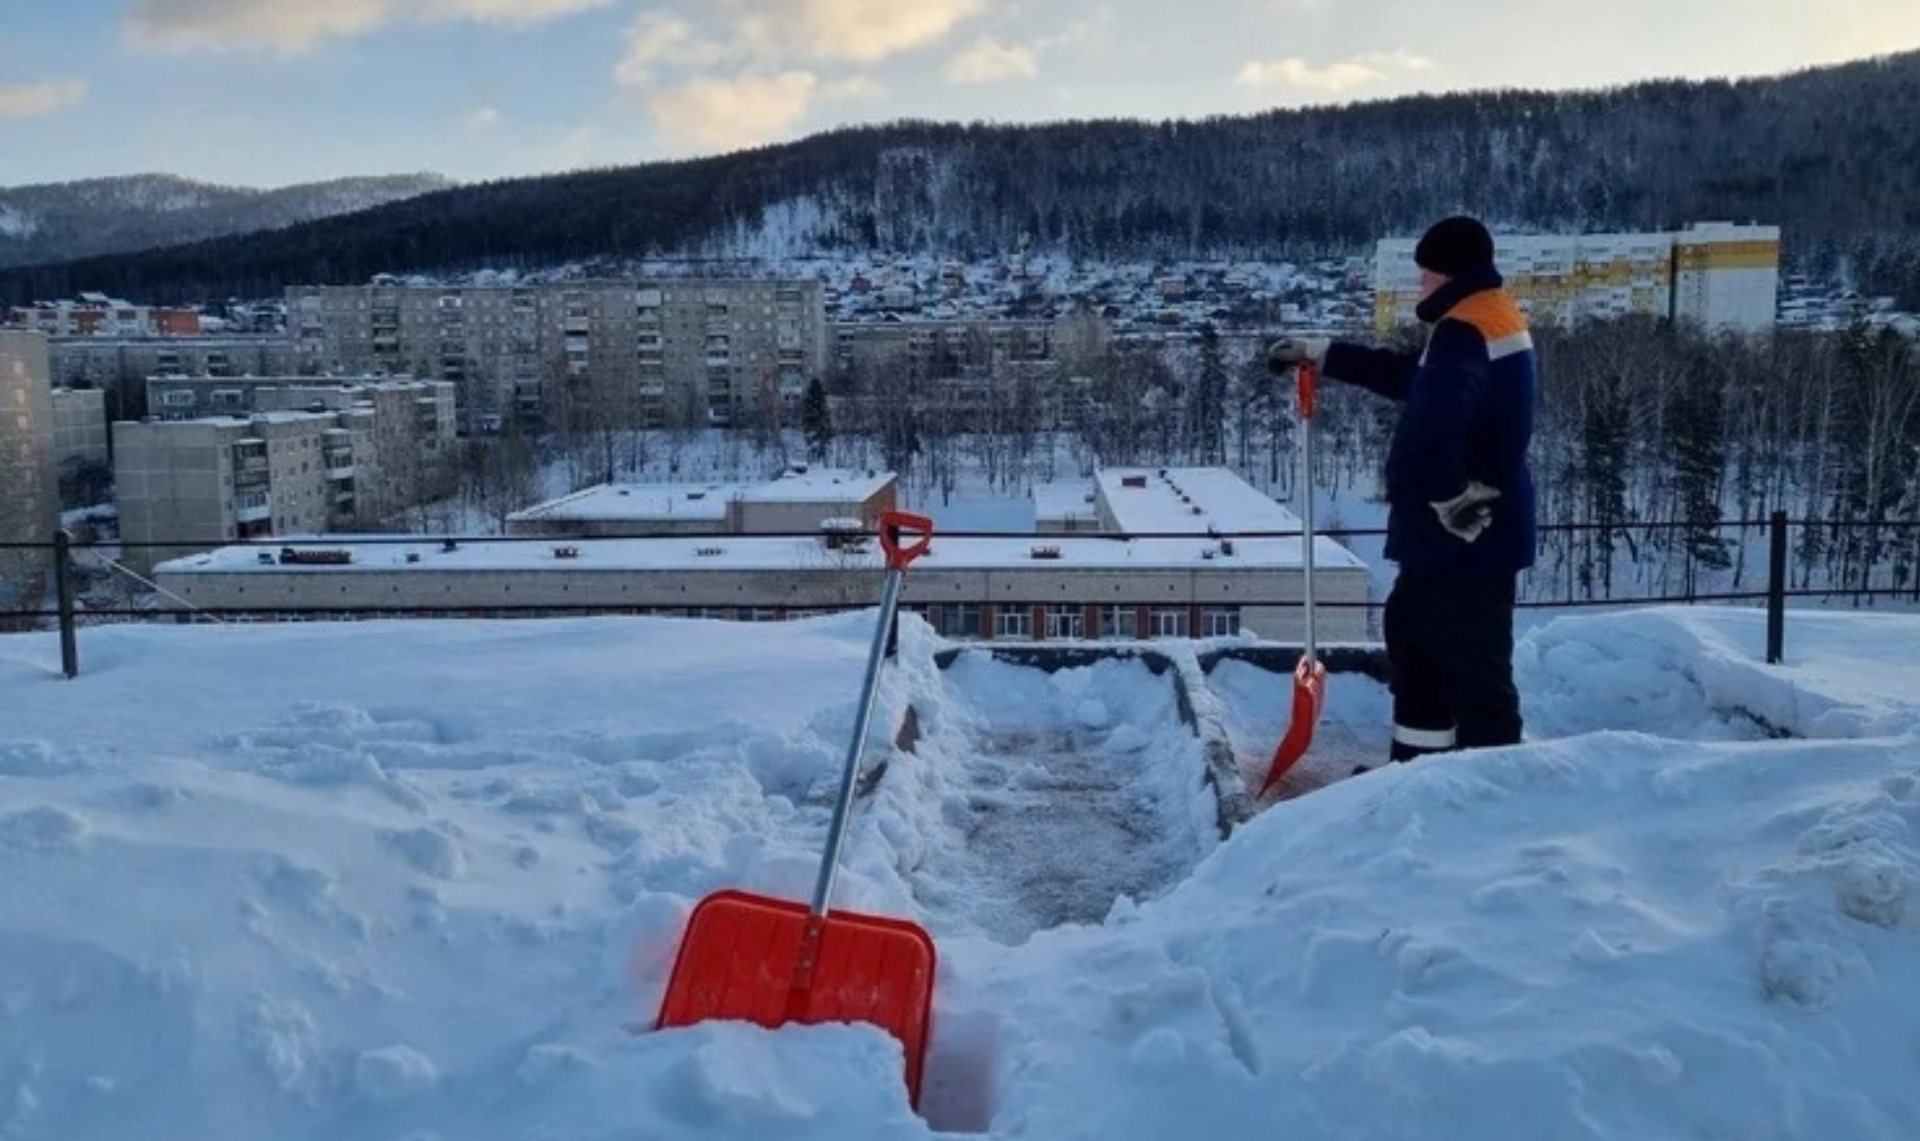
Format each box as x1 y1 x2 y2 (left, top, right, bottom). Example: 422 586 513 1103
655 509 938 1109
1258 360 1328 798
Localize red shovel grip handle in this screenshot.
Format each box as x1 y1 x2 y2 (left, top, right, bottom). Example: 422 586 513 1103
1297 359 1317 419
878 510 934 571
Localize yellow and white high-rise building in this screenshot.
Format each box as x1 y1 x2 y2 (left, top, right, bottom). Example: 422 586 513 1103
1372 222 1780 335
1670 222 1781 333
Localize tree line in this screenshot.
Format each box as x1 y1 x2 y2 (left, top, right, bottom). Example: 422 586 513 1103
786 317 1920 607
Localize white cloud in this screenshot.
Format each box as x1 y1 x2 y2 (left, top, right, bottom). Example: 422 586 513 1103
1352 49 1434 73
610 0 982 144
704 0 986 64
467 106 503 128
945 37 1039 84
794 0 985 62
616 12 738 87
423 0 614 25
0 80 89 120
123 0 391 55
646 70 819 152
122 0 609 55
1236 48 1433 93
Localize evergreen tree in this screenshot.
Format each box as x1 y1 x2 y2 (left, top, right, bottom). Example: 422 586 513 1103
801 376 833 463
1669 350 1733 587
1189 324 1228 465
1579 374 1633 596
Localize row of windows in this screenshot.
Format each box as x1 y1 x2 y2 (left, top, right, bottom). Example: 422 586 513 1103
198 603 1243 639
914 602 1238 640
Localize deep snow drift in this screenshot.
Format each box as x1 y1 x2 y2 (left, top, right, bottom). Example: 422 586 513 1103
0 604 1916 1140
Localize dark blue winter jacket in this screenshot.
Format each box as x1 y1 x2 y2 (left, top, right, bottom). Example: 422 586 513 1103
1322 268 1538 576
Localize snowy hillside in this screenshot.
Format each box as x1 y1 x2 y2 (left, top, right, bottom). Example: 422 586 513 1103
0 605 1916 1139
0 173 453 268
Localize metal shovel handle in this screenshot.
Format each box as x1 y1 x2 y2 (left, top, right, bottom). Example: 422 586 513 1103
1297 360 1317 660
808 511 935 918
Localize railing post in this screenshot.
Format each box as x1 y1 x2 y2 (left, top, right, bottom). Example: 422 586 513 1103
53 529 79 679
1766 510 1788 665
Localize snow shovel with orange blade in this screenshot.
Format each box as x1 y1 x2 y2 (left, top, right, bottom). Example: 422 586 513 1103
1258 360 1328 798
655 509 938 1109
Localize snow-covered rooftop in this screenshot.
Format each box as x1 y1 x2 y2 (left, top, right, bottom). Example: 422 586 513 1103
508 467 895 524
742 465 894 503
145 409 344 429
1032 480 1098 522
158 530 1367 574
508 484 733 524
1097 466 1300 535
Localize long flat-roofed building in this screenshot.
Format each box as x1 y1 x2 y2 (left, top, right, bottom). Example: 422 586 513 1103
504 465 899 538
151 466 1372 643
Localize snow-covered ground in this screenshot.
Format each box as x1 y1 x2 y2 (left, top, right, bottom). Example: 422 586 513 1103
1 603 1917 1139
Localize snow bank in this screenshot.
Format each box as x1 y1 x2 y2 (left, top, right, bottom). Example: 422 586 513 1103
0 605 1914 1139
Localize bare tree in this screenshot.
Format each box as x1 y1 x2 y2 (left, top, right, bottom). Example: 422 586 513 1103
750 366 791 470
459 433 542 533
543 354 638 489
661 380 706 479
1832 321 1920 599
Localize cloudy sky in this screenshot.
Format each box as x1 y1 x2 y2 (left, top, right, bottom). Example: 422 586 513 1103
4 0 1919 188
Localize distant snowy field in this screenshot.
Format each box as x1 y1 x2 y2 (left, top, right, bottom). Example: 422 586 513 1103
0 604 1917 1140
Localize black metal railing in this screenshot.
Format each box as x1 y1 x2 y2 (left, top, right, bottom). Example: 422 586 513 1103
6 511 1918 678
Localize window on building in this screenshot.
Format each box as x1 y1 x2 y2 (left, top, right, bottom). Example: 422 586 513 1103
1045 604 1083 641
941 603 980 639
1201 607 1240 638
1099 605 1137 640
993 605 1034 641
1149 607 1188 638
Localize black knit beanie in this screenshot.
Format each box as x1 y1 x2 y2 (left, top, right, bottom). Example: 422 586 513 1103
1413 215 1496 277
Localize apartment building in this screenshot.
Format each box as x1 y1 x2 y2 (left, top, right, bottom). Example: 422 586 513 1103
151 466 1374 644
50 385 109 472
285 277 831 435
5 294 202 338
0 331 59 618
143 373 455 427
833 317 1057 375
1372 222 1782 334
47 336 299 399
113 377 458 572
833 317 1064 430
1671 222 1781 332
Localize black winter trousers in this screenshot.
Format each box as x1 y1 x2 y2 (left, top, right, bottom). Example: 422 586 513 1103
1382 570 1523 763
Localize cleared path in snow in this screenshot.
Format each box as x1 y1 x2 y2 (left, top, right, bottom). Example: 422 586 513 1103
899 650 1222 946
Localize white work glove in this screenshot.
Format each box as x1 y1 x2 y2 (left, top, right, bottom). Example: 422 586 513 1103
1430 481 1501 542
1264 335 1330 374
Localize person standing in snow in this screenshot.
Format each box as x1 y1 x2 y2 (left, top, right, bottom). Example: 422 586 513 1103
1265 214 1537 771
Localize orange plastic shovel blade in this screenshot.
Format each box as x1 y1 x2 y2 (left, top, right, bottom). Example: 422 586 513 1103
1258 657 1327 798
655 888 937 1107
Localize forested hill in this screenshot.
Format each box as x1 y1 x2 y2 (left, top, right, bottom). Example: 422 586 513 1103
5 50 1919 306
0 173 452 270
